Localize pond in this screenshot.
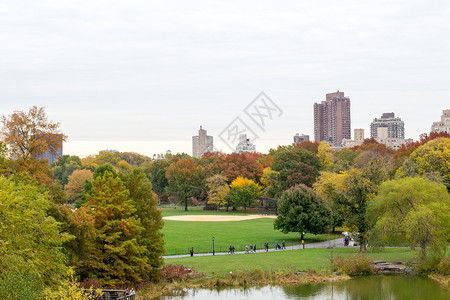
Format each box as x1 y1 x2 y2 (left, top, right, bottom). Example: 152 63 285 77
156 276 449 299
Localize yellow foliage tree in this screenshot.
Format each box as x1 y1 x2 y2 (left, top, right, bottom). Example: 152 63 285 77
45 269 102 300
206 174 230 210
317 141 335 168
65 169 93 201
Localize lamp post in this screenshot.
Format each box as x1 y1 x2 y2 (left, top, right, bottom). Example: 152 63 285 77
212 236 215 256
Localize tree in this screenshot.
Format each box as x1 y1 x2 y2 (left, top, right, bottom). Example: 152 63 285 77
270 146 321 189
274 184 331 240
51 155 82 185
147 160 170 205
0 175 69 299
228 177 262 211
339 168 377 252
260 167 282 199
93 163 117 179
120 168 165 280
317 141 334 169
205 152 263 183
65 169 93 202
368 177 450 262
84 171 147 286
166 158 205 211
206 174 230 210
313 171 348 232
403 138 450 191
1 106 66 184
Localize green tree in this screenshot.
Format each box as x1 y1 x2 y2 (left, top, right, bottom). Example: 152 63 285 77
0 175 69 299
274 184 332 241
147 160 170 205
228 177 262 211
166 158 205 211
93 163 117 179
120 168 165 280
368 177 450 262
65 169 93 202
51 155 82 185
270 146 321 189
339 168 377 252
85 171 147 286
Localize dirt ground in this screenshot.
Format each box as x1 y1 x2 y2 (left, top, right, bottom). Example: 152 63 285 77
163 215 277 221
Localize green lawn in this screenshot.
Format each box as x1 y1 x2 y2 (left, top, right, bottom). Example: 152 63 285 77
162 208 341 255
160 206 275 217
164 248 415 276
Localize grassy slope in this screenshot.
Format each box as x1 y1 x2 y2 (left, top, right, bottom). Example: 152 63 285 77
164 248 415 276
161 208 341 255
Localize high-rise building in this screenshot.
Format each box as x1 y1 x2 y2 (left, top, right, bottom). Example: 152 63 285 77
370 113 405 139
431 109 450 133
293 133 310 143
192 126 213 158
39 133 63 164
314 91 351 146
234 134 256 154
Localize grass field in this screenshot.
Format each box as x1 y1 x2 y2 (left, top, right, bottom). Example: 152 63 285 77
160 206 274 217
164 248 415 276
161 207 341 255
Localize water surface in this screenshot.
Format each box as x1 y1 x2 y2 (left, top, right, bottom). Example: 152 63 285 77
156 276 449 300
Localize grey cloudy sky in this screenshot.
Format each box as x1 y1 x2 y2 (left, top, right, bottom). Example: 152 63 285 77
1 0 449 157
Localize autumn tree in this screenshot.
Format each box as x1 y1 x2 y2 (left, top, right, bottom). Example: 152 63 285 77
206 174 230 210
205 152 263 183
317 141 335 169
313 171 348 232
274 184 332 241
228 177 262 211
1 106 66 184
397 138 450 191
65 169 93 202
260 167 282 199
368 177 450 263
84 171 148 286
0 175 69 299
120 168 165 280
166 158 205 211
270 146 321 189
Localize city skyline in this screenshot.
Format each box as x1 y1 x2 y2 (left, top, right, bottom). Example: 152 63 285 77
1 1 450 157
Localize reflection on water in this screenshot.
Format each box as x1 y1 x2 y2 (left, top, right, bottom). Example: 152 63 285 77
156 276 449 300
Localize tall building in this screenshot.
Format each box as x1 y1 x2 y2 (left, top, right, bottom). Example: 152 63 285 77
314 91 351 146
192 126 213 158
370 113 405 139
293 133 309 143
234 134 256 154
431 109 450 133
39 133 63 164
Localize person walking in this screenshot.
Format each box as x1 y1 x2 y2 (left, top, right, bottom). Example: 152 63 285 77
275 241 279 249
190 247 194 257
282 240 286 250
245 244 249 254
253 244 256 252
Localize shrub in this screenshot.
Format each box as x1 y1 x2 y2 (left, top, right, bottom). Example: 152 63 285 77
334 254 375 276
161 265 198 282
435 255 450 275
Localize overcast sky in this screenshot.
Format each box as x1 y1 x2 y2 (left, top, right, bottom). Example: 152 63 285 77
1 0 449 158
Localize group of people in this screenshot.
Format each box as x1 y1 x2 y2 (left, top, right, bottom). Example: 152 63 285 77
274 240 286 250
244 244 257 253
228 244 236 254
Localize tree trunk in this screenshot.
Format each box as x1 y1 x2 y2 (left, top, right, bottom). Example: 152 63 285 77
359 236 367 252
184 199 188 211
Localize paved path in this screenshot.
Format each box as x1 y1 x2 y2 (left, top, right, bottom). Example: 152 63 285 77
164 238 347 259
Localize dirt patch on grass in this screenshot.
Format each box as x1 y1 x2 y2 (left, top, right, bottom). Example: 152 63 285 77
163 215 277 221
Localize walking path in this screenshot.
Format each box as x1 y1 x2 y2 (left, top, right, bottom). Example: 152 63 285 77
164 238 346 259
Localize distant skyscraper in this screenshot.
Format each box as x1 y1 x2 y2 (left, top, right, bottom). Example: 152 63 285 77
431 109 450 133
354 129 364 141
293 133 310 143
40 134 63 164
192 126 213 158
234 134 256 154
370 113 405 139
314 91 351 146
